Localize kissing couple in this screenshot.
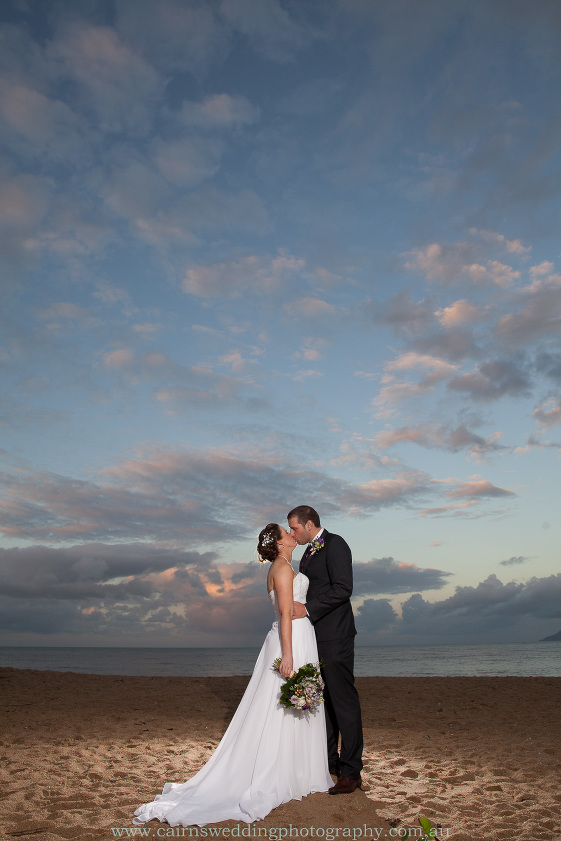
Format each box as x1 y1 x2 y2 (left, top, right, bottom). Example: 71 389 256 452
134 505 363 828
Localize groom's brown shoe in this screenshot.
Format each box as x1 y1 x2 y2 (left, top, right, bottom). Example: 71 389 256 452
328 775 362 795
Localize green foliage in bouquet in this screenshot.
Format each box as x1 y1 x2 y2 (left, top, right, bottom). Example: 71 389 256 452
271 659 325 712
399 817 441 839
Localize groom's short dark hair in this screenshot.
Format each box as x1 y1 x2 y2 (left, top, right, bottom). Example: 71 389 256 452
287 505 320 527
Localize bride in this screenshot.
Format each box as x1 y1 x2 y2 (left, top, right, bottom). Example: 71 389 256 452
133 523 333 827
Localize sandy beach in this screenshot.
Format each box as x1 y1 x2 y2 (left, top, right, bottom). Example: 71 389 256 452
0 668 560 841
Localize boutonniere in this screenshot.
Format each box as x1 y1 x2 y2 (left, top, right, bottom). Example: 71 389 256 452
309 536 325 556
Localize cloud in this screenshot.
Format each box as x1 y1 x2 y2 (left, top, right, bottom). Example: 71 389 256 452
0 450 436 545
373 352 458 415
448 358 531 401
419 501 480 518
116 0 228 75
295 338 327 361
444 478 515 501
384 352 457 378
373 292 434 335
353 557 452 596
0 543 219 601
179 94 259 130
495 271 561 344
183 253 304 298
99 347 255 410
337 471 432 514
356 573 561 643
435 299 485 328
283 297 338 319
376 423 505 459
153 136 223 188
500 556 529 566
405 243 520 287
420 476 515 517
0 173 54 270
431 573 561 623
533 397 561 429
0 543 275 642
292 368 323 382
219 0 311 62
0 78 85 164
49 23 163 134
411 328 480 363
404 229 531 289
535 351 561 384
355 598 397 633
472 229 531 256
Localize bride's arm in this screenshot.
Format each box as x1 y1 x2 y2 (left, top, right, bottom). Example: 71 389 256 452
273 563 294 678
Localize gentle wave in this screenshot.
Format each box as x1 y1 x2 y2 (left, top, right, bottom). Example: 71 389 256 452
1 642 560 677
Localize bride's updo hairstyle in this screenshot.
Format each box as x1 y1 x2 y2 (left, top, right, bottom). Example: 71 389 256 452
257 523 281 563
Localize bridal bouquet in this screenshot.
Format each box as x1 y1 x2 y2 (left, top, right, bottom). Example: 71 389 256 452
272 659 325 712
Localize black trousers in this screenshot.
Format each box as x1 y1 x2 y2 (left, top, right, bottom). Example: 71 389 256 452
317 635 363 779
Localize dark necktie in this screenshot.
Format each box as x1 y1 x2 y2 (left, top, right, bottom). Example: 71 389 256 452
299 544 312 574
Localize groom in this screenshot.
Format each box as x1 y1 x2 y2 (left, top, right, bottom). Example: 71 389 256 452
287 505 363 795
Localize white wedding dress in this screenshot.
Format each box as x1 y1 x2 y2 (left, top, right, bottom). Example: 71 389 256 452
133 572 332 827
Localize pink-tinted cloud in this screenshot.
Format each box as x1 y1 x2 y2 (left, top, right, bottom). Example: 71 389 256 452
533 398 561 430
284 297 338 319
183 253 304 298
405 242 520 287
435 299 485 328
376 423 505 458
472 229 531 256
444 478 515 501
0 450 434 545
179 93 259 129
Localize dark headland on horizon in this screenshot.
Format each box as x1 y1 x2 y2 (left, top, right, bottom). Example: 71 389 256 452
540 629 561 642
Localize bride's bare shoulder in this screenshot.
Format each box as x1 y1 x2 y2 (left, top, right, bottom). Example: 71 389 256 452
268 559 295 590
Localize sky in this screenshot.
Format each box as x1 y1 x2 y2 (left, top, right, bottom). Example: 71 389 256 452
1 0 560 649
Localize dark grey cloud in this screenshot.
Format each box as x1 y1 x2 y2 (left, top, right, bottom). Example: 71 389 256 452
535 351 561 384
0 542 274 643
495 283 561 344
448 357 531 401
431 573 561 622
353 557 452 596
0 543 219 600
356 573 561 643
372 292 434 335
230 562 262 584
500 555 529 567
355 598 397 633
411 329 479 363
0 595 82 635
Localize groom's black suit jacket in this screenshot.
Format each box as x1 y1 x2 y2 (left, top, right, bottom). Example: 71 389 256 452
304 529 356 642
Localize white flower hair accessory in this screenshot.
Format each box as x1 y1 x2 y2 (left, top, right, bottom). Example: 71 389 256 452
257 528 278 562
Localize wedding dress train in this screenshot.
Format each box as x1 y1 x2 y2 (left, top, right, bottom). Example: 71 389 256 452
133 572 332 827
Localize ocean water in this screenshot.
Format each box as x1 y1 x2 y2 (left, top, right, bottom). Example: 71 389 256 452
0 642 559 677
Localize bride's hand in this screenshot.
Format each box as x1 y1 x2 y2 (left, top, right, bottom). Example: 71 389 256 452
279 655 293 678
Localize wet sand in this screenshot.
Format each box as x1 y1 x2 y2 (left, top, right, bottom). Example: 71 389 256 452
1 669 560 840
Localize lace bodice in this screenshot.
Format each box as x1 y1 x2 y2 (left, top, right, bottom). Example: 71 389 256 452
268 571 309 621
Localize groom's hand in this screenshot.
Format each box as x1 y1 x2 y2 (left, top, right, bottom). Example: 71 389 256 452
292 602 307 620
